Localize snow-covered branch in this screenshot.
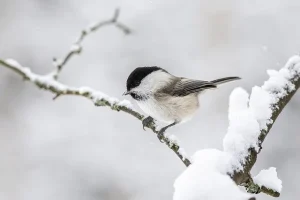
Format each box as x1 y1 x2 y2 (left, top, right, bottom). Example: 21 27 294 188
174 55 300 200
224 55 300 197
51 8 131 80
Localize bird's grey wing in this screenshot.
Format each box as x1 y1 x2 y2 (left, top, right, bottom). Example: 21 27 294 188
170 78 217 96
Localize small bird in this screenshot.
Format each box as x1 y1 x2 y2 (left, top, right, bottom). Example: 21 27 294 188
124 66 240 141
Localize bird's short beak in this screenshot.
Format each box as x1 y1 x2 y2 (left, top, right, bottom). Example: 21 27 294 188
123 91 130 96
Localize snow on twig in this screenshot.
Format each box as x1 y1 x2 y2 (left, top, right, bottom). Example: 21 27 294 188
2 59 133 109
254 167 282 193
51 8 131 80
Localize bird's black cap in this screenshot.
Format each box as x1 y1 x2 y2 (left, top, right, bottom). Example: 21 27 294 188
126 66 164 91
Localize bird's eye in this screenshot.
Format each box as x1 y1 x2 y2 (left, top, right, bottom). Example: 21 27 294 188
129 92 146 101
130 92 144 101
130 92 137 99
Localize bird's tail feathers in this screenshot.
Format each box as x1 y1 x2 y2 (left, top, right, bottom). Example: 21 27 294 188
211 77 241 85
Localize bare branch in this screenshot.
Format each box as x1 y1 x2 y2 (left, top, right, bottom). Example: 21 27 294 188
0 58 190 167
51 8 131 80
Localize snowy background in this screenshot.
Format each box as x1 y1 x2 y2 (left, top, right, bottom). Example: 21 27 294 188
0 0 299 199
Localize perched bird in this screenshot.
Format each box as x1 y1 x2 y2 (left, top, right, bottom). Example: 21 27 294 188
124 66 240 140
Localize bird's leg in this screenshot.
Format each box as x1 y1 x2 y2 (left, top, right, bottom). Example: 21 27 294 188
142 116 154 130
157 121 177 142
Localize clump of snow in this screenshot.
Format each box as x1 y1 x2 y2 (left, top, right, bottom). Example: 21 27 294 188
77 86 134 108
70 44 81 52
167 135 180 146
262 69 294 98
5 59 33 77
282 55 300 77
108 97 119 104
262 55 300 96
249 86 274 130
173 149 255 200
34 75 69 91
223 88 260 171
254 167 282 193
191 149 233 174
178 148 189 161
117 99 133 109
78 86 96 95
5 59 22 68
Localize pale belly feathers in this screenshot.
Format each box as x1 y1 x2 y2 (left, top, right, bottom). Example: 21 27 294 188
136 94 199 124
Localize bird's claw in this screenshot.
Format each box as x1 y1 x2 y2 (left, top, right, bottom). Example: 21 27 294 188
142 116 154 131
157 129 165 143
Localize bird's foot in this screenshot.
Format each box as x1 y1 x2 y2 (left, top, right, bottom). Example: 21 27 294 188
142 116 154 130
156 121 177 143
157 129 165 143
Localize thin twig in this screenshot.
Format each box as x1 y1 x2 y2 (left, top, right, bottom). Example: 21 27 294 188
51 8 131 80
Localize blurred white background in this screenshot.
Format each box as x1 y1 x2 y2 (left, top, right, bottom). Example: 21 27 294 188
0 0 299 199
